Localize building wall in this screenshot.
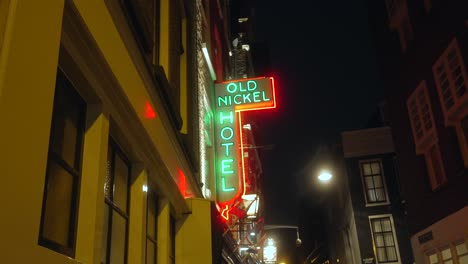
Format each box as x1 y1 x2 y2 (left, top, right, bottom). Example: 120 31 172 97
0 1 215 263
346 153 413 264
366 2 468 261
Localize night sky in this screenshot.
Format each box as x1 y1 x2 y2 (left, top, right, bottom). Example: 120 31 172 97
245 0 385 262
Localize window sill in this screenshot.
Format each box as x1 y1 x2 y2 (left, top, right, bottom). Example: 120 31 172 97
365 201 391 208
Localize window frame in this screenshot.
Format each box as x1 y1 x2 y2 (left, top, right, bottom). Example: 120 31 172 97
433 39 468 124
38 70 86 257
359 159 391 207
102 137 131 264
407 81 438 152
368 214 402 264
425 239 468 264
407 81 447 190
432 38 468 167
146 191 158 264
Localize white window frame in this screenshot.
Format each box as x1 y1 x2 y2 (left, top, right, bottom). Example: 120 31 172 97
432 38 468 167
359 159 391 207
369 214 402 264
407 81 447 190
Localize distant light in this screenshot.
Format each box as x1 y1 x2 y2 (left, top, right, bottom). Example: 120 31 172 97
240 247 248 251
142 185 148 192
250 232 256 236
267 238 274 246
318 170 332 182
337 258 340 263
242 44 250 51
243 124 251 130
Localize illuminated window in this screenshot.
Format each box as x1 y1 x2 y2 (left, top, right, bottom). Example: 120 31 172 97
359 160 389 205
441 247 453 264
101 138 131 264
456 241 468 264
39 70 86 257
369 215 400 263
428 252 440 264
407 81 446 190
433 39 468 167
146 192 158 264
426 241 468 264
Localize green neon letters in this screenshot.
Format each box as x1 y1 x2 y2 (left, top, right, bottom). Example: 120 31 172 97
214 77 275 205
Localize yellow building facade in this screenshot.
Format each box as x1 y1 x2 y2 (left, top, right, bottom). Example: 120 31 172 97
0 0 215 263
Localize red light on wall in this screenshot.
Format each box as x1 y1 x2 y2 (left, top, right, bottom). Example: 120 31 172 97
178 168 188 198
145 101 157 119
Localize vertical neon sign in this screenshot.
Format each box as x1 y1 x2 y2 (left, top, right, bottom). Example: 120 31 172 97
214 77 276 218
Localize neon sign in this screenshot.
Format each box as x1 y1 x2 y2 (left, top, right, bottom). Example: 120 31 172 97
214 77 276 215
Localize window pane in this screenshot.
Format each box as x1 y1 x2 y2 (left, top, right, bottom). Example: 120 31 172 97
384 233 394 245
362 163 371 175
456 242 468 255
101 206 110 264
430 253 439 264
368 190 376 202
387 247 397 261
375 189 386 201
373 176 383 188
147 197 157 238
373 220 382 232
442 248 452 260
375 234 384 247
444 260 453 264
382 219 392 232
371 162 380 174
377 247 386 262
110 212 127 264
146 240 156 264
365 177 374 188
42 161 74 246
50 86 81 169
459 255 468 264
113 153 129 212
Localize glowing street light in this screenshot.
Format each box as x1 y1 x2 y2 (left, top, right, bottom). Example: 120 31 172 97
318 170 332 182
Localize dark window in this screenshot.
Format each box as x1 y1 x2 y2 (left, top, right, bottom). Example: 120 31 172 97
169 216 176 264
146 192 158 264
370 217 399 263
120 0 160 66
101 138 131 264
39 70 86 257
360 160 388 204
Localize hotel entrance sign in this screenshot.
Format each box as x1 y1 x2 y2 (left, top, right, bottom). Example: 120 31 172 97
214 77 275 212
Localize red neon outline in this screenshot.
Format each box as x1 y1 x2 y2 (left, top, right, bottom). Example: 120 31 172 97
234 77 276 112
215 76 268 84
238 112 247 197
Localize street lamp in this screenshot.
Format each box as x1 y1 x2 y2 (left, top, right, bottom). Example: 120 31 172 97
263 225 302 247
318 170 333 183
